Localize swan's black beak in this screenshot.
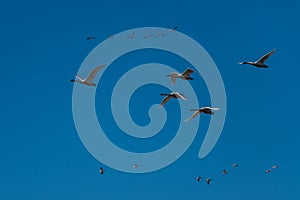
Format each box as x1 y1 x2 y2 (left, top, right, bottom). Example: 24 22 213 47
70 79 75 82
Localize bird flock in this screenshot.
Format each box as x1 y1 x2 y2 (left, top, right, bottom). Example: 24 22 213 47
72 26 279 182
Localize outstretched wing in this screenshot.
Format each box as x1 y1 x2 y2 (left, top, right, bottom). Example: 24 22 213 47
86 64 105 82
185 110 201 122
75 75 84 81
160 96 172 107
256 49 276 64
175 92 188 100
210 107 221 111
200 106 220 111
181 68 194 77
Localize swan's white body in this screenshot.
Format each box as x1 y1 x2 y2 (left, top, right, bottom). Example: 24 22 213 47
185 107 220 122
167 68 194 85
239 49 276 68
71 64 105 86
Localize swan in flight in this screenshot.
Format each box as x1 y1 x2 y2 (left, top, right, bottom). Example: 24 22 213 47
87 35 96 40
168 26 178 32
71 64 105 86
132 164 139 168
238 49 276 68
127 32 135 39
185 107 220 122
232 163 239 167
99 167 105 174
266 169 272 173
205 178 212 185
196 176 201 182
222 169 228 175
159 92 188 107
167 68 195 85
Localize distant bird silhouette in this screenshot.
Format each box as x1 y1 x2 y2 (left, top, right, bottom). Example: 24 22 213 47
127 32 135 39
156 32 165 37
222 169 228 175
196 176 201 182
71 64 105 86
232 163 239 167
159 92 188 107
167 68 194 85
87 35 96 40
272 165 279 169
133 164 139 168
266 169 272 173
205 178 212 185
239 49 276 68
99 167 105 174
144 34 154 39
169 26 178 32
185 107 220 122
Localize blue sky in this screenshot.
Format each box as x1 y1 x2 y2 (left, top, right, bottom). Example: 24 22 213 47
1 0 300 199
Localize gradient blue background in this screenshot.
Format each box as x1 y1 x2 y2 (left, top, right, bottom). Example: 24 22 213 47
1 0 299 199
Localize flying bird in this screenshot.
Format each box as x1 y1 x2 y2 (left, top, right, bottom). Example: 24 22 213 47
156 32 165 37
238 49 276 68
71 64 105 86
127 32 135 39
159 92 188 107
196 176 201 182
232 163 239 167
99 167 105 174
185 107 220 122
87 35 96 40
222 169 228 175
169 26 178 32
144 34 154 39
167 68 195 85
205 178 212 185
266 169 272 173
133 164 139 168
272 165 279 169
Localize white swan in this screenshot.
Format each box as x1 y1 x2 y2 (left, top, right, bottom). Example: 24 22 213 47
71 64 105 86
205 178 212 185
185 107 220 122
87 35 96 40
159 92 188 107
167 68 194 85
239 49 276 68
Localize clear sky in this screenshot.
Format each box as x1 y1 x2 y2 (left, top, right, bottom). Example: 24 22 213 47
1 0 300 199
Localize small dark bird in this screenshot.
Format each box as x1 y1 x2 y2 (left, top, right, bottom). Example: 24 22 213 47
169 26 178 32
185 107 220 122
238 49 276 68
205 178 212 185
266 169 272 173
132 164 138 168
87 35 96 40
222 169 228 175
99 167 105 174
232 163 239 167
144 34 154 39
127 32 135 39
159 92 188 107
196 176 201 182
